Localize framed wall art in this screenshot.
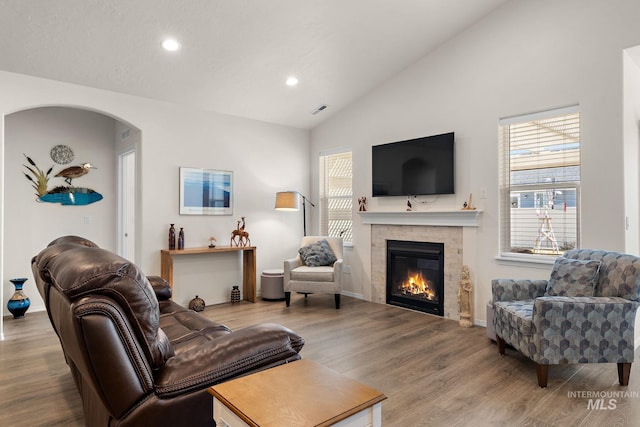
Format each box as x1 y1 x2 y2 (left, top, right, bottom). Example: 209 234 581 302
179 167 233 215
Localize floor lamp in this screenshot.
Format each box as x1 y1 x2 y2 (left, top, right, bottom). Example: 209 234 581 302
275 191 315 236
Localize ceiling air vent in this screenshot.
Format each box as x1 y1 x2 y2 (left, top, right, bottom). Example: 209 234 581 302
311 104 328 115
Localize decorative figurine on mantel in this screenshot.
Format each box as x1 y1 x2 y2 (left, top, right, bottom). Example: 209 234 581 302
457 265 473 328
230 216 251 247
358 196 367 211
461 193 476 210
406 196 414 211
208 236 217 248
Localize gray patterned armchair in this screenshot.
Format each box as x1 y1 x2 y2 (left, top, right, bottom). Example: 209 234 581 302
492 249 640 387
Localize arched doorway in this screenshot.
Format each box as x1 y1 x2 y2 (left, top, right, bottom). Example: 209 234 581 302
1 106 140 339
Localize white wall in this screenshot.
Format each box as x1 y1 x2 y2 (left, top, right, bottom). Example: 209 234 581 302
622 47 640 348
310 0 640 327
0 71 310 321
3 107 117 315
623 48 640 255
3 0 639 340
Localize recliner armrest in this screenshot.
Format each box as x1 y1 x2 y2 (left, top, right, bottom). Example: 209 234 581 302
491 278 548 303
148 276 172 301
155 323 304 397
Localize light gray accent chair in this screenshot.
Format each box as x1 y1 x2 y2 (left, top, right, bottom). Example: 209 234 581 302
492 249 640 387
284 236 343 309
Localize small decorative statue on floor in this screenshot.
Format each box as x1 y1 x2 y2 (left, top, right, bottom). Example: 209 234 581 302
358 196 367 211
457 265 473 328
230 216 251 247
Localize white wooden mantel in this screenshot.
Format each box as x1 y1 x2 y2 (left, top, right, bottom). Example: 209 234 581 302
358 209 482 227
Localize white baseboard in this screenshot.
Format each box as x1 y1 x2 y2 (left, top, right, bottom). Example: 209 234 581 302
341 291 364 299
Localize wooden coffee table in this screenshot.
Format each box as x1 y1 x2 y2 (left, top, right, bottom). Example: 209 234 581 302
208 359 386 426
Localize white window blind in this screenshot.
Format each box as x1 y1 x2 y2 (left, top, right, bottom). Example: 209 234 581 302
499 106 580 256
319 149 353 243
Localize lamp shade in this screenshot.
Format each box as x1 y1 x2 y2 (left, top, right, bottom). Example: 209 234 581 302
275 191 300 211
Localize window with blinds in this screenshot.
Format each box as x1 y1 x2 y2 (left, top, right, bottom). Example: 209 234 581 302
319 149 353 243
499 106 580 256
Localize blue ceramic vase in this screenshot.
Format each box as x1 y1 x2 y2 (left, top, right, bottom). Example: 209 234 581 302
8 278 30 319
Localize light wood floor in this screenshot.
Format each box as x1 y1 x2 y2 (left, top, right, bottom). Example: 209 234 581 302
1 294 639 426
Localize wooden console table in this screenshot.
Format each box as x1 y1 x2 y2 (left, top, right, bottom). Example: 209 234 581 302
160 246 256 303
209 359 386 426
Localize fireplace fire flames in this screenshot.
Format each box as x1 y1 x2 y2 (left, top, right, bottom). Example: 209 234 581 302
387 240 444 316
399 271 437 301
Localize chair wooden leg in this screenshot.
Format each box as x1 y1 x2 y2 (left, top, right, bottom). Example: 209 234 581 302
334 294 341 309
536 363 548 388
496 335 505 355
618 362 631 386
284 292 291 307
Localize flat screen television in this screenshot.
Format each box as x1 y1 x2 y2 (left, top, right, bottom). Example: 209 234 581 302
372 132 454 197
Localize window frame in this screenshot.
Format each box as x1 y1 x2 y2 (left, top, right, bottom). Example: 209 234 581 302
319 147 353 244
498 105 581 264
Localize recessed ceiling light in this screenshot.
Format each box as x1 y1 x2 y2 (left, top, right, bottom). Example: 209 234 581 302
162 38 181 51
285 76 299 87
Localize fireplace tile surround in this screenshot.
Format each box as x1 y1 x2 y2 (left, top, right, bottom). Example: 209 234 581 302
362 209 481 321
371 224 463 320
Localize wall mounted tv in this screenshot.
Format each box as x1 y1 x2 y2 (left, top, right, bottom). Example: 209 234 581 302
372 132 454 197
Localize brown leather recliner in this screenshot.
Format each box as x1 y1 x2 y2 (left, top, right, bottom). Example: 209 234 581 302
32 236 304 426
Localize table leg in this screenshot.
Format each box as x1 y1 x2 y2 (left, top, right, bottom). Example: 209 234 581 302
243 248 256 303
160 251 174 295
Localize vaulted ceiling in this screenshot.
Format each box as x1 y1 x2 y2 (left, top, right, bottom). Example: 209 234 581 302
0 0 509 129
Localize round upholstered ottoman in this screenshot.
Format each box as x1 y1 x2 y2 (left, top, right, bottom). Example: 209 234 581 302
261 269 285 301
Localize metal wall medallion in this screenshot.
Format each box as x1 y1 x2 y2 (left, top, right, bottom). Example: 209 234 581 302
50 145 74 165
